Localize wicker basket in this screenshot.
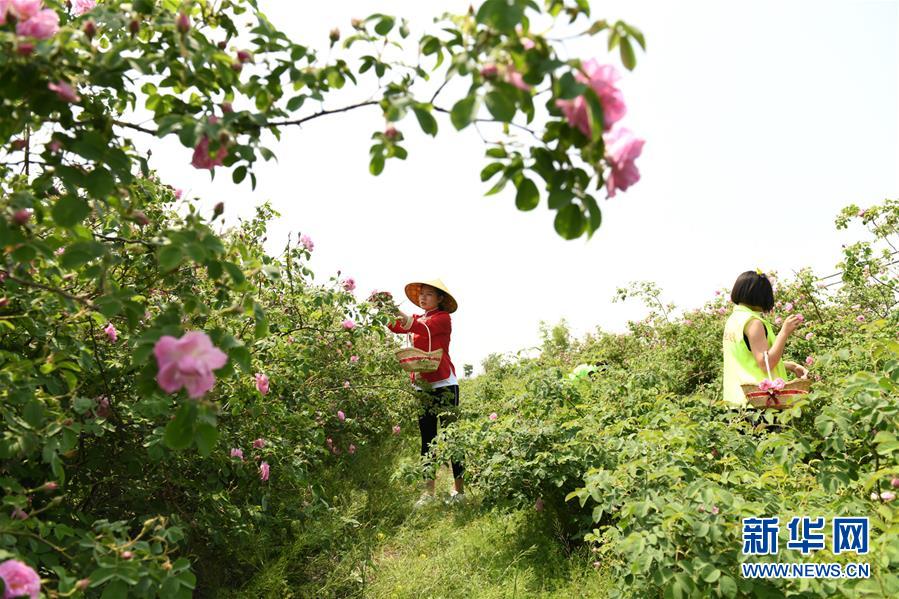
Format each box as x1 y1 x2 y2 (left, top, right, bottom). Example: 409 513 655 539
740 352 811 410
395 321 443 373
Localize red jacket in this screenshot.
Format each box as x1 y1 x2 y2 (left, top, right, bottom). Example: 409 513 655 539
388 309 455 384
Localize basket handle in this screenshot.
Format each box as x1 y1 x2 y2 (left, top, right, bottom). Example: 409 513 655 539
405 318 433 352
763 351 772 380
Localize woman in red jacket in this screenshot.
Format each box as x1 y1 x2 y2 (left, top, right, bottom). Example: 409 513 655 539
388 279 464 507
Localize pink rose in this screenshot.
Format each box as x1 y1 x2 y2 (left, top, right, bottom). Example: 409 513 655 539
891 478 899 488
856 315 865 322
48 81 80 103
0 559 41 599
480 63 498 78
392 425 401 435
784 302 793 312
555 60 626 137
489 412 498 421
342 277 356 292
711 506 720 515
521 37 536 50
772 378 785 391
717 307 726 315
714 290 720 296
104 322 117 342
153 331 228 398
684 319 692 326
230 448 244 460
774 316 783 325
337 410 345 422
350 355 359 363
259 461 270 481
255 372 269 395
10 507 28 520
48 139 62 153
174 188 183 199
72 0 95 17
16 8 59 39
758 379 773 392
252 438 266 449
805 332 813 340
10 0 41 20
191 136 228 170
341 319 355 330
881 491 896 502
603 127 644 198
348 444 356 454
805 356 814 366
343 381 351 389
795 314 804 323
0 1 8 25
326 437 333 447
299 234 314 252
505 64 531 91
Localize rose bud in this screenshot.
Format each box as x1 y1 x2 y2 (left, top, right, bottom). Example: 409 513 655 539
129 19 140 35
121 551 133 560
176 12 191 33
0 298 8 309
76 579 90 591
384 126 398 140
84 20 97 39
221 102 234 114
237 50 252 63
41 482 59 492
218 131 230 144
11 139 27 151
213 202 224 218
351 18 363 29
132 210 150 226
12 208 33 225
16 42 34 56
329 28 340 43
231 61 243 73
217 40 227 49
892 478 899 488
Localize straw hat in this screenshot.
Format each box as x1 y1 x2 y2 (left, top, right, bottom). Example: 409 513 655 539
404 279 458 313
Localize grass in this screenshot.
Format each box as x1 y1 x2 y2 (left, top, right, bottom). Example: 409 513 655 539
220 438 612 598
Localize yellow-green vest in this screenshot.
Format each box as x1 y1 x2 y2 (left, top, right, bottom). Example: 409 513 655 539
722 304 787 407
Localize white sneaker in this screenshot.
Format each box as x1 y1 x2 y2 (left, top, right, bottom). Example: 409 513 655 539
413 493 437 509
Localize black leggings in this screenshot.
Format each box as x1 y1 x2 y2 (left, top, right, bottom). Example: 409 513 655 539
418 384 464 480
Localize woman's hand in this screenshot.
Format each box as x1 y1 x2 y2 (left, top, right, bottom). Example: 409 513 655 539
780 314 804 336
786 361 809 379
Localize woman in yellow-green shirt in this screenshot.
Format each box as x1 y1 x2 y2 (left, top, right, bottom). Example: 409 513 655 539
722 271 809 408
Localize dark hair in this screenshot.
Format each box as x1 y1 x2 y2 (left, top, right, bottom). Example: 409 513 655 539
730 271 775 312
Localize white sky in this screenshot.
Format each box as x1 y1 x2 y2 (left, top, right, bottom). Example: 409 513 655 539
142 1 898 375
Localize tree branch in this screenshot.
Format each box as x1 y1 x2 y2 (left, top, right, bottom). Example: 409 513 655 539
433 105 541 141
267 100 381 127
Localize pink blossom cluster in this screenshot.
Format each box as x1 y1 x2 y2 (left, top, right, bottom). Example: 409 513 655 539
1 0 59 39
758 378 785 392
553 60 645 198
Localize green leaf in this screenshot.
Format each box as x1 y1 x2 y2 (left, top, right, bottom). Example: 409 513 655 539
619 36 636 70
369 150 385 176
61 241 104 269
253 302 269 338
718 575 737 599
222 261 245 284
232 166 247 184
374 15 395 35
100 580 129 599
485 90 516 122
515 178 539 211
230 346 251 373
164 403 197 451
52 196 91 227
195 423 218 456
85 168 116 199
450 95 478 130
480 162 504 182
554 204 585 239
413 105 438 136
158 245 183 271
